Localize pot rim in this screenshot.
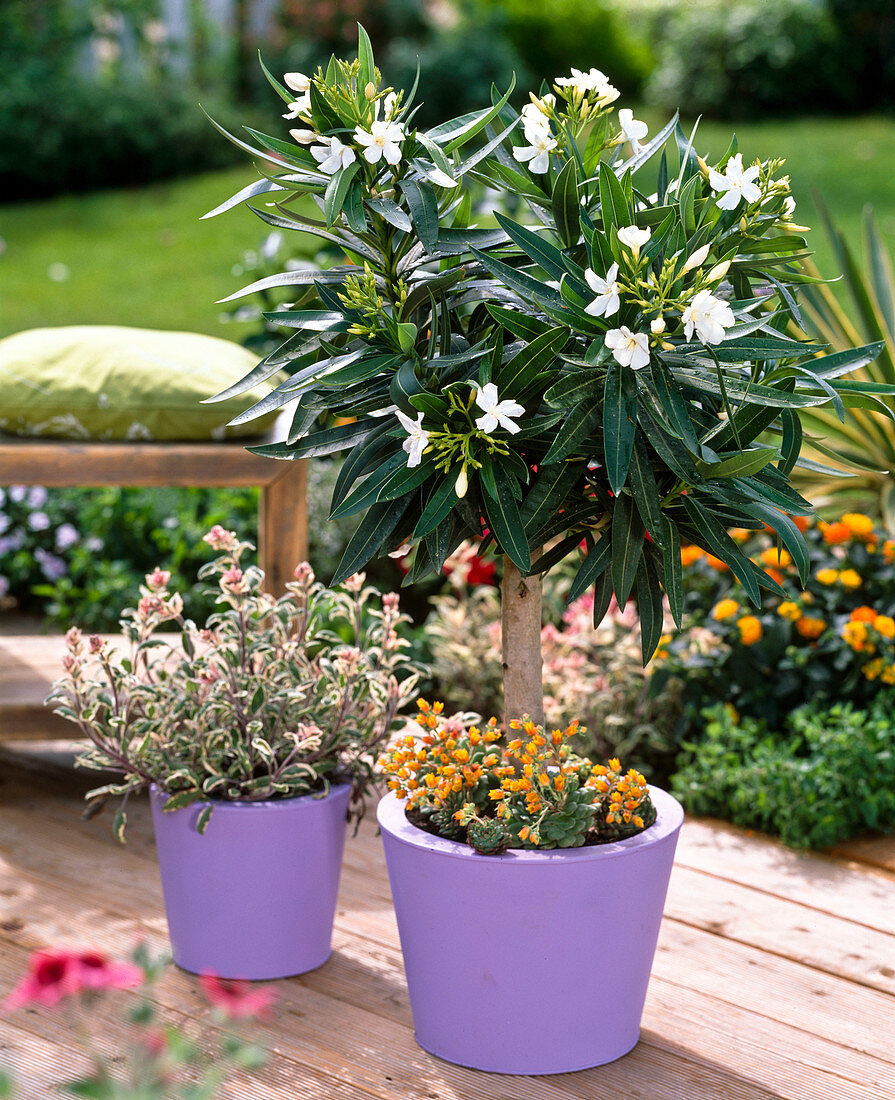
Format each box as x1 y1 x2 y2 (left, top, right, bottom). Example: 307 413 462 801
150 779 352 813
377 785 683 864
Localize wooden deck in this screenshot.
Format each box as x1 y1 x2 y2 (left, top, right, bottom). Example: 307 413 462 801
0 743 893 1100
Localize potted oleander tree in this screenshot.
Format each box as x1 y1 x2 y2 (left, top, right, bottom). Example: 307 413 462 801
50 526 417 980
203 27 885 1070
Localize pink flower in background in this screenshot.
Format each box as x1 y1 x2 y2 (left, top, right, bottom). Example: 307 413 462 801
3 948 142 1012
199 973 276 1020
145 568 171 591
203 525 238 551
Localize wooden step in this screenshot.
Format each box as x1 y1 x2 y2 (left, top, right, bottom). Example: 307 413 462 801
0 631 93 740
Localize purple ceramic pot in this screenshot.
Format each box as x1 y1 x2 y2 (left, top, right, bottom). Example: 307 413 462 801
150 782 351 980
378 786 683 1074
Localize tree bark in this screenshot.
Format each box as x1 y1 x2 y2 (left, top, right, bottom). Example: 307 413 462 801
500 554 544 728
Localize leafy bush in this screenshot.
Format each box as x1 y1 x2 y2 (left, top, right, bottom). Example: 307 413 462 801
656 513 895 731
473 0 651 94
672 699 895 849
644 0 844 119
828 0 895 110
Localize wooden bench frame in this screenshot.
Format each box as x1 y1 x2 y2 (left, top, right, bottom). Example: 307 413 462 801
0 436 308 597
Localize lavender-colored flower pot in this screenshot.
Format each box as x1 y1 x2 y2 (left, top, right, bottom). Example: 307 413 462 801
378 786 683 1074
151 782 351 980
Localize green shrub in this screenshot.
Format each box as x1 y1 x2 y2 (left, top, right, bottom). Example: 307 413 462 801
828 0 895 110
644 0 844 119
672 699 895 849
473 0 651 93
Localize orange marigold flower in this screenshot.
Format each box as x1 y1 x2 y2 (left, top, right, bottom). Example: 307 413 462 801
816 568 839 586
737 616 762 645
819 520 850 545
760 547 792 568
863 658 883 680
764 567 785 586
839 569 862 589
704 554 729 572
850 606 877 623
841 513 874 539
883 540 895 563
796 616 826 640
881 664 895 685
729 528 751 543
711 598 739 621
680 545 704 567
792 515 811 532
842 621 869 651
873 615 895 639
777 601 802 622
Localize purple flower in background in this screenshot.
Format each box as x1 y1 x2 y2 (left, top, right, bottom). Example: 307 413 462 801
55 523 79 551
0 513 9 535
28 512 51 532
34 548 66 581
0 488 5 506
27 486 48 509
0 531 26 555
84 536 104 552
0 575 8 598
9 486 26 504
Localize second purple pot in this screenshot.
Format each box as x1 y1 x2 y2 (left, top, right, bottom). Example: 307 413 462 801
378 786 683 1074
151 782 351 980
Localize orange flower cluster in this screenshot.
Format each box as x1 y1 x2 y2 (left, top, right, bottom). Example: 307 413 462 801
587 758 651 830
495 718 583 839
379 700 502 811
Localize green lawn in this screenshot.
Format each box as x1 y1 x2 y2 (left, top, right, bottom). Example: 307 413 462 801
0 113 892 342
0 168 317 341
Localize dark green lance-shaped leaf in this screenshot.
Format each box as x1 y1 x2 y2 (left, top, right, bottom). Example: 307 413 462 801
331 422 394 511
377 458 436 502
331 451 407 519
401 178 440 253
629 439 663 543
343 179 367 233
433 227 507 254
216 265 350 304
638 400 702 483
740 499 810 586
804 342 886 379
598 161 632 235
480 455 530 572
496 326 568 396
426 513 464 574
521 461 584 541
486 304 551 342
779 408 802 476
545 367 598 408
413 475 460 539
250 419 373 460
425 75 516 152
648 359 700 453
543 399 602 464
357 23 375 87
493 213 568 281
471 247 564 308
696 446 779 480
710 386 789 450
324 162 361 227
636 554 665 665
604 360 638 492
527 532 584 574
552 158 581 248
660 515 683 628
592 568 616 628
202 177 285 219
681 496 761 604
567 533 611 603
367 196 413 232
333 497 411 584
678 174 699 238
611 495 645 607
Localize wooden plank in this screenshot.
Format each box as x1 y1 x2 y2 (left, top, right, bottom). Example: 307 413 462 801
0 439 281 488
261 459 309 594
677 818 895 935
834 836 895 876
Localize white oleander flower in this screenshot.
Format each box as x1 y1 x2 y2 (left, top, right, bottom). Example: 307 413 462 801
310 136 356 175
454 467 469 498
396 410 430 467
283 73 312 119
617 224 652 259
605 327 651 371
681 244 710 273
473 383 525 434
709 154 762 211
374 91 399 121
584 262 621 317
513 123 557 175
618 108 648 153
681 289 736 345
555 67 618 102
521 95 554 130
355 120 406 166
289 128 317 145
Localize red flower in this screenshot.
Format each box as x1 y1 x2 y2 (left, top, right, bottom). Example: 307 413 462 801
3 948 143 1012
199 973 276 1020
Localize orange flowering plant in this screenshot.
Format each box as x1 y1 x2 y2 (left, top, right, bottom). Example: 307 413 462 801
654 512 895 728
379 700 654 853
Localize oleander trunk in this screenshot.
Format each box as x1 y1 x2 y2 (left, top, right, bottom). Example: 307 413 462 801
500 554 544 727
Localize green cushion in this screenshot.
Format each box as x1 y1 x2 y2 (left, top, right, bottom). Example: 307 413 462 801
0 326 277 441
